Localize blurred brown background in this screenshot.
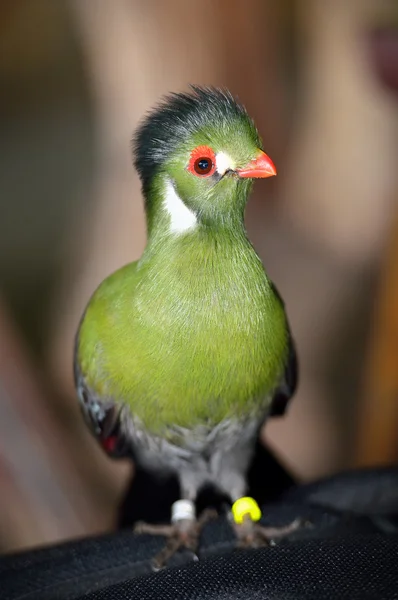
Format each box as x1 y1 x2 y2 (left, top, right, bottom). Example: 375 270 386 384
1 0 398 554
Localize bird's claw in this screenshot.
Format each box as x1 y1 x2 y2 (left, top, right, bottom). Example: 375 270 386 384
234 516 308 549
133 521 174 536
134 508 218 570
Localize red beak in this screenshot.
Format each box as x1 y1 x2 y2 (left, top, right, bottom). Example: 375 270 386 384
236 150 277 179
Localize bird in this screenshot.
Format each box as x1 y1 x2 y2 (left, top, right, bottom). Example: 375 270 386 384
74 86 300 568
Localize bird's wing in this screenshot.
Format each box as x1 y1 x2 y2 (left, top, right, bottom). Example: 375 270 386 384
74 355 130 456
268 281 298 417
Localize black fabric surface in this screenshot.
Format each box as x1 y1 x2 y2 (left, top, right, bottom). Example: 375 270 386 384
1 444 398 600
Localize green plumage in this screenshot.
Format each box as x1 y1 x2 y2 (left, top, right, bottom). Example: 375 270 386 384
78 221 288 434
75 87 296 503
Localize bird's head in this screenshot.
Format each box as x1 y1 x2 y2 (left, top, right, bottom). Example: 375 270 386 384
133 86 276 234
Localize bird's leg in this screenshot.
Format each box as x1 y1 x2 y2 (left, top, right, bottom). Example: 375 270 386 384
134 501 218 570
231 497 307 549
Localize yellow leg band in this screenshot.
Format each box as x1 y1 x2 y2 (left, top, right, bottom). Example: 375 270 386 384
231 497 262 524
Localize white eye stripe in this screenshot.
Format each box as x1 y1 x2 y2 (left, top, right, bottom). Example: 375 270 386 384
164 179 197 234
215 151 235 176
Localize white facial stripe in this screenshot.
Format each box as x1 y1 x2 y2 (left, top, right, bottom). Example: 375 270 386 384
164 179 197 234
215 151 235 176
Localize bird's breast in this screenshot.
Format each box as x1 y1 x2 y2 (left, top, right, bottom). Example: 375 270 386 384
79 239 288 435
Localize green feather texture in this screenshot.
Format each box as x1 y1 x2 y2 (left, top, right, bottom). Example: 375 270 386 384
77 86 289 436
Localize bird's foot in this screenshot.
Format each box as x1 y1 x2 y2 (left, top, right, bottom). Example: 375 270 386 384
234 516 305 549
134 504 218 570
231 497 308 549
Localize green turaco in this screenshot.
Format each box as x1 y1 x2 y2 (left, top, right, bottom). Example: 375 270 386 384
75 86 299 567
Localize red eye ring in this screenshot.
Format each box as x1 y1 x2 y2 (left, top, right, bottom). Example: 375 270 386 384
187 145 216 177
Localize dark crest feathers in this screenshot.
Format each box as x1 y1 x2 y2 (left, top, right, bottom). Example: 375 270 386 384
132 86 256 188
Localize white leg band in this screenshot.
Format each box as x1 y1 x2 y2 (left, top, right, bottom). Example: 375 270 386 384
171 499 196 523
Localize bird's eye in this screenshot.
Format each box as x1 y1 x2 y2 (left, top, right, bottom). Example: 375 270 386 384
188 145 216 178
194 157 212 175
